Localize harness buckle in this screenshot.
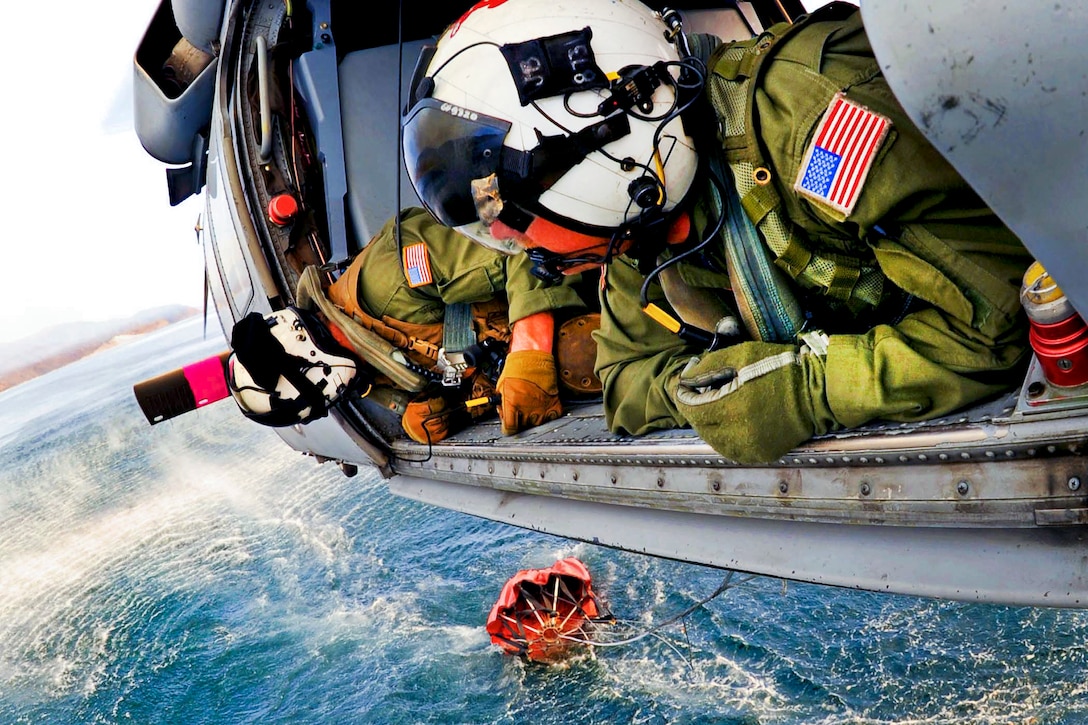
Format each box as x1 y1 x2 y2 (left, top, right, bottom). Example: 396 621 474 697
436 348 469 387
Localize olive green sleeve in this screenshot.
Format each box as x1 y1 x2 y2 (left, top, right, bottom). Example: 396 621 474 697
754 16 1031 341
669 303 1027 463
824 307 1027 429
747 15 1033 429
363 208 587 325
504 253 587 324
595 257 1027 454
399 209 507 305
355 209 505 324
403 209 586 321
594 257 700 434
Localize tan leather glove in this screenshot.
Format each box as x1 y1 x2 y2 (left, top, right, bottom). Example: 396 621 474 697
495 350 563 435
402 396 464 443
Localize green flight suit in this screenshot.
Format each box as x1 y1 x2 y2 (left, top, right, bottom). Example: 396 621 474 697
594 7 1031 460
353 207 585 325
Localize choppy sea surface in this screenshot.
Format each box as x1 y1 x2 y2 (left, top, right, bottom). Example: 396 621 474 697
2 318 1088 724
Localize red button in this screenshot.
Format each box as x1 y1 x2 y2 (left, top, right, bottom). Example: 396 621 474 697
268 194 299 226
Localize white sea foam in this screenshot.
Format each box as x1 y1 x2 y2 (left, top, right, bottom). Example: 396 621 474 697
7 320 1088 723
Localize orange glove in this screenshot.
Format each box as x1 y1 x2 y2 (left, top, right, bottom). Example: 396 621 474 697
496 350 562 434
402 396 464 443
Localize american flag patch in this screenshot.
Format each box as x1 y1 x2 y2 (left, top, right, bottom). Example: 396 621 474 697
402 242 434 287
794 93 891 217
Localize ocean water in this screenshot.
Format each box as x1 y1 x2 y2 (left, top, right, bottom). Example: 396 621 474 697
2 319 1088 725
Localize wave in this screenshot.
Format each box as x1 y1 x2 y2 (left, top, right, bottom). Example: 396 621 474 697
3 319 1088 723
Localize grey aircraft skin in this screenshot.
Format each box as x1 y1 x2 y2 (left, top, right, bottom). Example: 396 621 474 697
134 0 1088 607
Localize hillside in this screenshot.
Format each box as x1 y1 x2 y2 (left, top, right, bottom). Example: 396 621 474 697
0 306 199 393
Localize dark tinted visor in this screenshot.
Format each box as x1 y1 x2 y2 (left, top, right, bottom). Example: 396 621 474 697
402 98 511 227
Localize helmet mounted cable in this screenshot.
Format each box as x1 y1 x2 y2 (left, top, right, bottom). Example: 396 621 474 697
637 163 730 350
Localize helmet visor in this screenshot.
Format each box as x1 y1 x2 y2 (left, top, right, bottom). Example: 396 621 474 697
402 98 511 227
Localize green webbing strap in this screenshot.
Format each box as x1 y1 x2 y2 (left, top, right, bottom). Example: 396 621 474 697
712 159 805 343
710 5 887 312
442 302 475 354
827 259 862 302
437 301 477 387
710 34 774 81
739 182 779 225
775 236 813 279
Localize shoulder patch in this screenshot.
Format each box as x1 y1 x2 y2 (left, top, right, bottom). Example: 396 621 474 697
402 242 434 288
794 93 891 217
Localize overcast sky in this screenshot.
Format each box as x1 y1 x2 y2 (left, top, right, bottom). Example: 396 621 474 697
0 0 205 344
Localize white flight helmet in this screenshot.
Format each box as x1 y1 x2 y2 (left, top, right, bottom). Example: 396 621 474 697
227 308 361 427
402 0 700 254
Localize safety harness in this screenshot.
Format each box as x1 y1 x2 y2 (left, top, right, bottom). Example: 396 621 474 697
327 255 510 388
707 4 887 319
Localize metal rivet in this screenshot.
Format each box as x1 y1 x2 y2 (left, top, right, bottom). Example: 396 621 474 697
779 481 789 494
488 464 494 474
1070 476 1082 492
957 480 970 496
860 482 871 496
657 478 665 488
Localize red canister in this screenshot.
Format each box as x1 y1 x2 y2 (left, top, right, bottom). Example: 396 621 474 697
1021 261 1088 387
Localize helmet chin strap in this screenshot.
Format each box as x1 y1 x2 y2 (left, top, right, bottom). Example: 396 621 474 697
516 189 690 283
525 248 567 284
511 212 634 282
